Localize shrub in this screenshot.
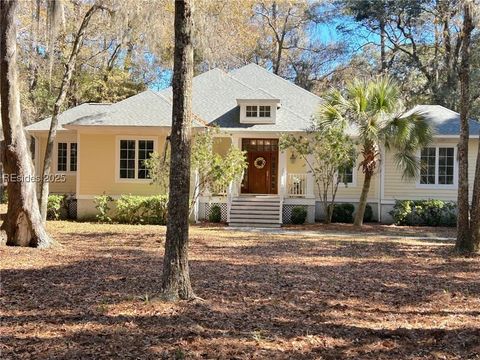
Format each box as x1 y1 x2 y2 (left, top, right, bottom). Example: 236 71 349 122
389 200 456 227
47 194 65 220
208 205 222 223
291 206 307 224
363 203 374 223
0 189 7 204
331 203 355 223
94 194 114 223
115 195 168 225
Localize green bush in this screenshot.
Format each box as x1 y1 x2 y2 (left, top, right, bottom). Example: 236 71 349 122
115 195 168 225
208 205 222 223
94 194 114 223
47 194 65 220
331 203 355 223
389 200 456 226
0 189 7 204
363 203 374 222
291 206 307 224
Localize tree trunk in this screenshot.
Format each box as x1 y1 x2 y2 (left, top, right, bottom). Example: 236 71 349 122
470 137 480 252
39 4 100 222
0 0 52 248
161 0 195 301
354 171 372 227
455 3 474 253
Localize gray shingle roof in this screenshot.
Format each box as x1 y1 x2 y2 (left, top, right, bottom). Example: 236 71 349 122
159 63 320 131
26 64 475 137
66 90 175 127
26 103 111 131
404 105 480 136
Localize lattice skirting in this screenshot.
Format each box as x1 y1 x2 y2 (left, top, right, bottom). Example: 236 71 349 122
204 202 228 222
282 204 307 224
67 199 77 219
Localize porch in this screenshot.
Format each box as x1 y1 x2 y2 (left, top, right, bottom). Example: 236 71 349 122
196 135 316 226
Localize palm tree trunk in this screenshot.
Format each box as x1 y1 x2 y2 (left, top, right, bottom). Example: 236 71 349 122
0 0 52 247
354 172 372 227
161 0 195 301
455 3 474 252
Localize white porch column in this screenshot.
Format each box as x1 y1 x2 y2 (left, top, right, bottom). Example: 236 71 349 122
279 149 287 197
305 154 315 199
231 135 242 197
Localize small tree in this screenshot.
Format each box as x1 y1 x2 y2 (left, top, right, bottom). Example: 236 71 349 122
280 124 356 223
145 128 248 212
190 129 247 209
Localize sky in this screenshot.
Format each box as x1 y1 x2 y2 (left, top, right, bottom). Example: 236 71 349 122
149 13 379 91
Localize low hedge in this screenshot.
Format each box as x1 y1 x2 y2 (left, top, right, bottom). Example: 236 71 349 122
115 195 168 225
291 206 307 224
389 199 456 226
331 203 355 223
209 205 222 223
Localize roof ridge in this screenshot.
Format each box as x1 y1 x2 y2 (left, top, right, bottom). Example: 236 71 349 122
221 69 256 92
232 63 323 101
151 85 208 127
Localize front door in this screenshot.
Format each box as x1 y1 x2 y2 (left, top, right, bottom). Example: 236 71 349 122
242 139 278 194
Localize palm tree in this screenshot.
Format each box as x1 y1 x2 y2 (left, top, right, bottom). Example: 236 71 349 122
319 76 433 226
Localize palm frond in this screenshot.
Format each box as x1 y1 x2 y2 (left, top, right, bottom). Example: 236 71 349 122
393 151 420 180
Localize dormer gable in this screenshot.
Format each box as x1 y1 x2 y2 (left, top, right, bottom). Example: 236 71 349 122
236 89 280 124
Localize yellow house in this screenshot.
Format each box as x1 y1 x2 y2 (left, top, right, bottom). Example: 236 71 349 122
26 64 479 226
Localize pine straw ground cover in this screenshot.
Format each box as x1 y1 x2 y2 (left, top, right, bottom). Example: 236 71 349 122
1 222 479 360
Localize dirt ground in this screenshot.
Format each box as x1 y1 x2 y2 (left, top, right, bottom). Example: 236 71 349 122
1 221 479 359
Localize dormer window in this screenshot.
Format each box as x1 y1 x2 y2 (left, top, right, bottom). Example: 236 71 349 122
246 106 258 117
237 89 280 124
259 106 271 117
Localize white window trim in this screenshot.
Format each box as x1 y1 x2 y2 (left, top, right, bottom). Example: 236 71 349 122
115 136 158 183
238 100 278 124
416 146 458 189
55 141 77 174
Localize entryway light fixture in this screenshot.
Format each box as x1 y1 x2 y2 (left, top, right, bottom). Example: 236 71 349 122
290 152 297 164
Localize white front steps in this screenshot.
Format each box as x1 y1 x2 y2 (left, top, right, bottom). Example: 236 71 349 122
229 196 282 228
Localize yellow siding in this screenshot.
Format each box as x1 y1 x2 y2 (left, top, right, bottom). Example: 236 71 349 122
383 139 478 201
34 132 77 194
286 149 307 174
335 170 378 201
78 131 168 196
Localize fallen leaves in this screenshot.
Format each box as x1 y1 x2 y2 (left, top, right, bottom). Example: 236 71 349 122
0 221 478 359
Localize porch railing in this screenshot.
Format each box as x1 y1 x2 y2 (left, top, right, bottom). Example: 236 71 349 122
287 173 307 197
210 183 227 196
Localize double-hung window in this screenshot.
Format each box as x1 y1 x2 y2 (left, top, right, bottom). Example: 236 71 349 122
57 143 68 172
119 139 155 180
57 142 77 173
70 143 77 172
339 166 354 185
419 146 455 186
